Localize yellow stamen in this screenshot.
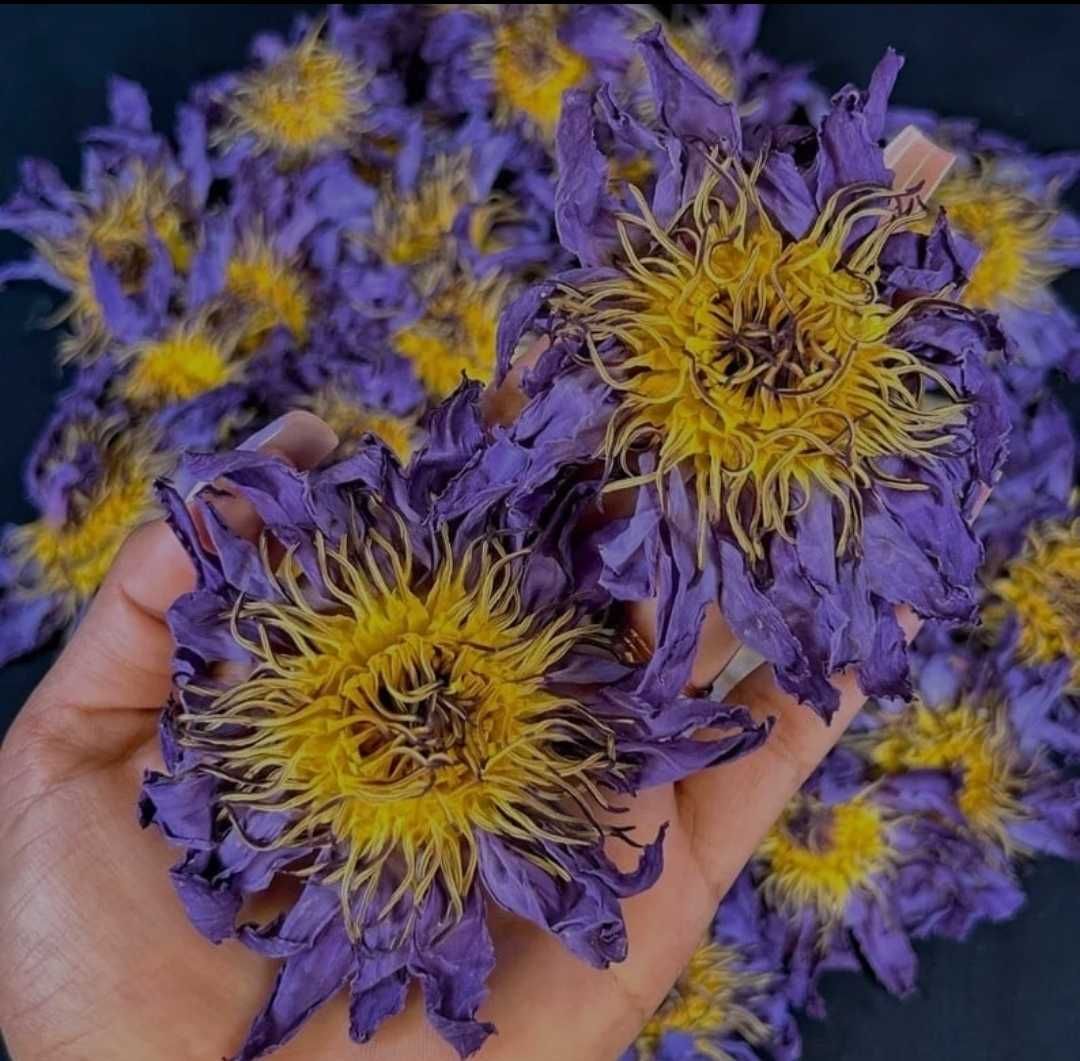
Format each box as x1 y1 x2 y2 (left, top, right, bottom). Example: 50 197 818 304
394 270 514 397
636 940 774 1060
34 166 190 358
933 166 1060 309
985 517 1080 687
608 152 656 193
553 156 967 561
179 527 621 934
465 192 519 257
486 7 590 141
757 796 893 919
226 235 311 344
221 26 370 158
16 424 167 605
371 153 474 267
665 23 737 102
121 321 237 405
865 700 1026 849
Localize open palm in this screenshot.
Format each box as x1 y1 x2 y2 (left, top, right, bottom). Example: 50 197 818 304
0 415 882 1061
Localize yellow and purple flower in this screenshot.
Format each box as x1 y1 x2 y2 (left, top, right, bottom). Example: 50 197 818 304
141 390 767 1058
496 40 1009 719
0 77 209 357
884 108 1080 396
344 113 566 404
202 8 417 168
0 381 171 663
752 745 1023 1015
862 643 1080 861
985 516 1080 688
624 870 800 1061
422 5 638 145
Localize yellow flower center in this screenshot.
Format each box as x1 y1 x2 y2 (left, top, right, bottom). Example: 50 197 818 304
225 237 311 344
371 153 474 266
554 157 965 560
122 323 236 405
465 193 519 257
394 271 513 397
303 387 417 464
636 941 773 1060
223 28 369 157
868 702 1024 846
757 797 892 918
21 430 166 603
179 531 620 932
37 167 190 357
488 9 590 140
986 519 1080 686
934 169 1058 309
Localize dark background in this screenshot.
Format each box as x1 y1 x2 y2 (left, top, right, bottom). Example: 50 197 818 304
1 5 1078 1059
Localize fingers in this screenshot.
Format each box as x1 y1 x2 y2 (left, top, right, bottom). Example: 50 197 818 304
628 598 741 691
189 411 339 550
677 605 922 896
480 336 547 426
38 521 197 714
12 412 339 769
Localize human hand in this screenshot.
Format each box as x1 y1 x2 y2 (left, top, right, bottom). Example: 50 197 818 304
0 408 917 1061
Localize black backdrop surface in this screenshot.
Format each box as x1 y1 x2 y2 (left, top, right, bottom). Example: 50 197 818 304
0 6 1078 1060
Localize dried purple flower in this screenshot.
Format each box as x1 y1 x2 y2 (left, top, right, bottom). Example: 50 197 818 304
624 869 800 1061
0 77 209 358
984 514 1080 692
0 388 169 664
496 41 1008 719
141 398 766 1058
885 108 1080 395
753 746 1023 1012
863 644 1080 861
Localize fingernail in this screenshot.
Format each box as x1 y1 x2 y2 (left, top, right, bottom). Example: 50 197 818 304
256 410 339 468
186 419 287 501
185 413 339 502
238 415 290 451
885 125 956 199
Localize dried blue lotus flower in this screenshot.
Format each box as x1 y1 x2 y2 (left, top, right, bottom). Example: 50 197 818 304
0 381 171 664
624 869 800 1061
752 745 1023 1012
495 40 1009 719
141 400 766 1059
197 7 417 167
984 514 1080 693
885 107 1080 396
346 113 566 399
422 5 642 145
0 77 210 358
862 644 1080 862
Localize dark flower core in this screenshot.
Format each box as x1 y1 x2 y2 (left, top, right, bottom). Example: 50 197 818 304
555 157 966 559
178 526 625 933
